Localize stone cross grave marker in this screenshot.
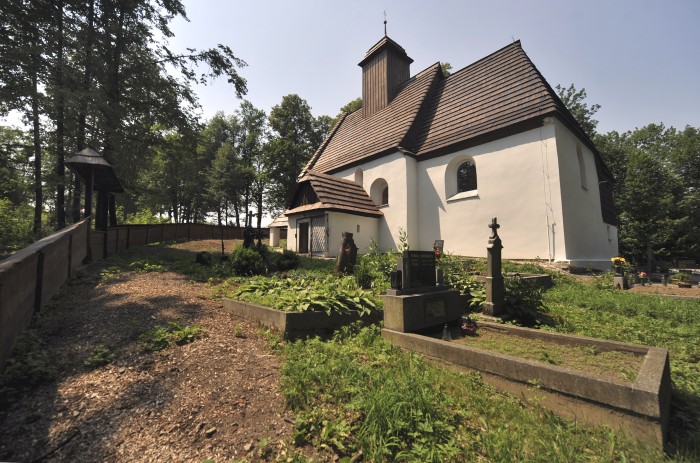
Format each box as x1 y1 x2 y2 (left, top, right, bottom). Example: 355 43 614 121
483 217 505 316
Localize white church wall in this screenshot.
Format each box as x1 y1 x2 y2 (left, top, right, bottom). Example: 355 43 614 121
554 121 618 268
326 212 379 256
287 217 299 252
416 124 566 260
335 151 410 252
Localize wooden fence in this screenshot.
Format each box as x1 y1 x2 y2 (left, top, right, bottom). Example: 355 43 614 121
0 218 89 369
0 221 273 368
88 223 272 259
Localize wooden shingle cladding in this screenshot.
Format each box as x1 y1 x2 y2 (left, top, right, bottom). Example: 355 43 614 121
411 42 562 156
305 63 441 174
360 36 413 117
285 171 383 218
305 40 607 176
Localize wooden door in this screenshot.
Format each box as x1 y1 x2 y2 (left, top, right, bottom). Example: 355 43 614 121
298 222 309 253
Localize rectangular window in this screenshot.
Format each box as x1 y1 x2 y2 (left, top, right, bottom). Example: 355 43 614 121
577 144 588 190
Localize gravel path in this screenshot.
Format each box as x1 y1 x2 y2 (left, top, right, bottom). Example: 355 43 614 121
0 241 297 462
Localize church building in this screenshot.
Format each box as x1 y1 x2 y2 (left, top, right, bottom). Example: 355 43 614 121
283 33 618 270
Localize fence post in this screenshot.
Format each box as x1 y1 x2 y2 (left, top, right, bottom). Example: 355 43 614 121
34 251 45 310
67 233 73 278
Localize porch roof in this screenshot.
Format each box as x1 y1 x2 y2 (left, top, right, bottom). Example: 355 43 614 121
284 170 383 218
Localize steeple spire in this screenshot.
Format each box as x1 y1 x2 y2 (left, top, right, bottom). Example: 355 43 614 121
383 10 387 36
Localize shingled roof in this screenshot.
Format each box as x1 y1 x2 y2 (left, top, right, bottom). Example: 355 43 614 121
284 171 383 218
303 63 441 175
304 40 596 174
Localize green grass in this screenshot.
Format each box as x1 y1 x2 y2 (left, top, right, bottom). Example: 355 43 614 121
140 322 205 351
75 244 700 459
282 325 659 462
542 277 700 458
454 328 642 382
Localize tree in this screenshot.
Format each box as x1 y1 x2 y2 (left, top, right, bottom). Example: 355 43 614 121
266 94 328 213
236 101 267 229
617 148 677 268
440 61 452 76
0 126 34 254
330 97 362 128
555 83 600 139
202 113 241 225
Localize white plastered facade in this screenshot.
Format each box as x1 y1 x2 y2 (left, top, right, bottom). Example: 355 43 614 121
329 118 617 269
287 211 379 257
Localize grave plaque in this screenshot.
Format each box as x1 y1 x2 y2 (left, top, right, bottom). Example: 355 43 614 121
400 250 436 290
424 299 446 320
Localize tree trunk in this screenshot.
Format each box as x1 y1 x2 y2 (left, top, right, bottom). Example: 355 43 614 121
31 70 42 235
102 4 124 167
74 0 95 223
54 0 66 229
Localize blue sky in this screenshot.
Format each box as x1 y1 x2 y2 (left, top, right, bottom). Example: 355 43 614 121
169 0 700 134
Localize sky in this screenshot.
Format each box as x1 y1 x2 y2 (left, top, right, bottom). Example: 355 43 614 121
167 0 700 135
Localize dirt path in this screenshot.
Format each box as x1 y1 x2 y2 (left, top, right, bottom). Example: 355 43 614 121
0 242 296 462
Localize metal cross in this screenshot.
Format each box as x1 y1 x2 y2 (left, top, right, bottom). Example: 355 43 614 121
384 11 387 36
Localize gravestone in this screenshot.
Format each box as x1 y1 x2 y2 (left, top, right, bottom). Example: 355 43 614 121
397 250 437 291
335 232 358 274
383 250 467 332
482 217 505 316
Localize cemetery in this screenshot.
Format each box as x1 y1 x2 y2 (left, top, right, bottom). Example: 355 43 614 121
0 216 698 461
380 219 671 447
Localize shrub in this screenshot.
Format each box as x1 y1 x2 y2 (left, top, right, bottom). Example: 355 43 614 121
354 239 396 294
504 275 545 326
438 253 486 311
227 245 266 276
268 248 300 272
234 275 380 315
593 270 616 291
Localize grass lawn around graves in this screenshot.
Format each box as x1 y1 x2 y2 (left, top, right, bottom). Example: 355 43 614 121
452 327 643 383
140 243 700 460
7 240 697 461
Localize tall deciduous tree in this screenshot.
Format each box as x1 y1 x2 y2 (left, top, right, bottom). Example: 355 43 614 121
556 83 600 139
266 94 328 213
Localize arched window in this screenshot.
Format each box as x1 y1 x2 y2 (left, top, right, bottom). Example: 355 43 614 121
370 178 389 206
457 160 477 193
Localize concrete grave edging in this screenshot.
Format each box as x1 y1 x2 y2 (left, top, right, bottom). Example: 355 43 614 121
222 299 382 339
382 322 671 447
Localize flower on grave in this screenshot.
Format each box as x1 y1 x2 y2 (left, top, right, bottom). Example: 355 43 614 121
611 256 626 275
638 271 647 279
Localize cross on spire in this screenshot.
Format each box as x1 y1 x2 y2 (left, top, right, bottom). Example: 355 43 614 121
383 10 387 36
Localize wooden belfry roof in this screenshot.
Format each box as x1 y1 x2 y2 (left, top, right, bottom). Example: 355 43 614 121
284 171 383 218
304 40 594 175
